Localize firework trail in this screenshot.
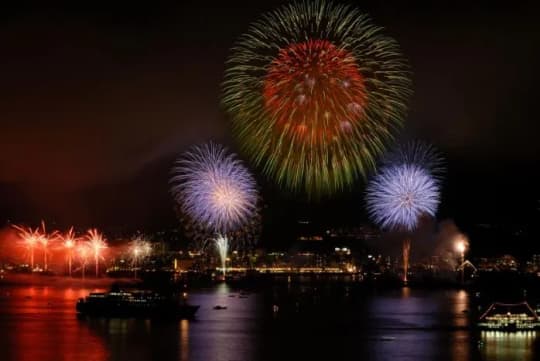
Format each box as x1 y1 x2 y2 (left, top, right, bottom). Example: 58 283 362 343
39 221 59 271
60 227 79 276
85 229 107 277
215 234 229 276
402 238 411 283
177 205 261 254
223 0 411 196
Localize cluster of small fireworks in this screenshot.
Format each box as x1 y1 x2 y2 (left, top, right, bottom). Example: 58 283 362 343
223 0 411 196
13 224 44 270
13 223 108 278
170 142 259 274
13 221 58 271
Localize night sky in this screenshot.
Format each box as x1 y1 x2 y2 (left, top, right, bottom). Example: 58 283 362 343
1 1 539 253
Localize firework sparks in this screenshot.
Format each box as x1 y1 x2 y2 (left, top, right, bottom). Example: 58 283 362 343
13 221 58 271
223 0 411 196
129 236 152 278
171 143 259 272
402 238 411 283
382 141 444 177
77 244 90 279
37 221 59 271
366 164 441 231
215 234 229 276
13 224 42 269
85 229 107 277
170 142 258 234
60 227 78 276
366 141 444 283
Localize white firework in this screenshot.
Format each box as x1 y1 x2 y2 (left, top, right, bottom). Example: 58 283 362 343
170 142 258 234
366 164 441 231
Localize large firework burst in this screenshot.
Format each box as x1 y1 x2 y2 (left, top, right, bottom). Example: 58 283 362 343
222 0 411 196
365 164 441 231
170 142 258 235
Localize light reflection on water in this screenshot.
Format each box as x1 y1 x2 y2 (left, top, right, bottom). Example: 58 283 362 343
480 331 537 361
0 284 539 360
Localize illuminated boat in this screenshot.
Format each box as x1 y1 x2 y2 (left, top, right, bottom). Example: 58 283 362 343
477 302 540 331
76 290 199 318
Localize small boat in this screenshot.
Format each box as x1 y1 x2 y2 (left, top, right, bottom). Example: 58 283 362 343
76 289 199 319
213 305 227 310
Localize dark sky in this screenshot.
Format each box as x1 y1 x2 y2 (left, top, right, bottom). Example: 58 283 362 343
1 1 539 251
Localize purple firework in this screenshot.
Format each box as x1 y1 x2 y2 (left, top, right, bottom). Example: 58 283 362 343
365 164 441 231
170 142 258 234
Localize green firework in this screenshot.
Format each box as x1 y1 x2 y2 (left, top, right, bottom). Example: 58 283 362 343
222 0 411 197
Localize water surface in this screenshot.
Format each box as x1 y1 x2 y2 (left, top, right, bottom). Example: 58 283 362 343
1 283 538 360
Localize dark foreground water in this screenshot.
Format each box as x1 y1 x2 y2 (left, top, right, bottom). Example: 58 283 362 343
1 282 539 361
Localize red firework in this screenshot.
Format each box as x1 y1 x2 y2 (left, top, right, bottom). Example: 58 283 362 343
263 39 366 144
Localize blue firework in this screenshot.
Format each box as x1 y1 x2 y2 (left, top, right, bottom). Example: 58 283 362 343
170 142 258 234
366 163 441 231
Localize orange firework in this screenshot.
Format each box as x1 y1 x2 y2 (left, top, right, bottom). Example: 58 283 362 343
77 243 90 279
13 224 42 269
85 229 107 277
13 221 58 271
60 227 79 277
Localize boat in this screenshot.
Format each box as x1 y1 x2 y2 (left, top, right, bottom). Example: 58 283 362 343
213 305 227 310
477 301 540 331
76 289 199 318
